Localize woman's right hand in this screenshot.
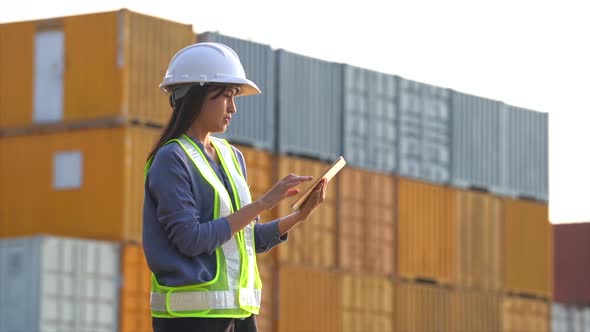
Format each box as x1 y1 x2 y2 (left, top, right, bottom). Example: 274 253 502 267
257 174 313 210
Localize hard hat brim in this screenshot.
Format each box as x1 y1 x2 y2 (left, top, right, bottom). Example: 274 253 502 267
160 77 261 96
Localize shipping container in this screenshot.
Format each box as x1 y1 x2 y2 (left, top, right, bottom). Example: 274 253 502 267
552 304 590 332
277 266 341 332
451 289 501 332
233 144 277 224
501 296 549 332
395 280 451 332
450 91 503 192
0 236 119 332
500 104 548 201
503 199 552 298
273 156 338 269
397 178 455 283
342 65 397 172
276 49 343 161
553 222 590 305
338 167 395 275
198 32 276 151
256 251 277 332
455 189 502 290
397 78 450 184
341 273 394 332
0 10 193 130
0 126 161 242
119 244 151 332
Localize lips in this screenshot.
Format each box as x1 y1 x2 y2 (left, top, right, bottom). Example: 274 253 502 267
223 116 231 124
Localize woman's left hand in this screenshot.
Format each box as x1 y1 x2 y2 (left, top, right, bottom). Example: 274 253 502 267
294 178 328 221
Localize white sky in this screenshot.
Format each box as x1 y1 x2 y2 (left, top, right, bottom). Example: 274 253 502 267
2 0 588 223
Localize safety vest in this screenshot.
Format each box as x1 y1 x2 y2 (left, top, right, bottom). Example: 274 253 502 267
146 134 262 318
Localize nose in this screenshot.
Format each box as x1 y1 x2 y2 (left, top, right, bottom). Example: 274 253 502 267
227 96 237 114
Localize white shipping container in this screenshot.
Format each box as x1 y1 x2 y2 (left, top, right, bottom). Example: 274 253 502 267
552 303 590 332
0 236 119 332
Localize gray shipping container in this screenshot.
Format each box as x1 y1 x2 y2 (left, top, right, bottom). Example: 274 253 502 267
342 65 397 172
552 303 590 332
451 91 503 192
198 32 275 151
397 78 451 184
500 104 548 201
0 236 119 332
276 49 343 161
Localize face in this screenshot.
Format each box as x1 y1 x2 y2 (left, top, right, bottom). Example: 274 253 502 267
197 86 239 133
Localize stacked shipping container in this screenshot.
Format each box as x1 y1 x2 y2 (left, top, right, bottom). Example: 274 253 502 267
0 10 553 332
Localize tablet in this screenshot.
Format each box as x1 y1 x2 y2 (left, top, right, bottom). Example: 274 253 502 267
291 156 347 211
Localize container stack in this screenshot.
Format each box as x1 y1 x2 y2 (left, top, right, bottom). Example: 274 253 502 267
552 222 590 332
0 10 194 332
1 10 553 332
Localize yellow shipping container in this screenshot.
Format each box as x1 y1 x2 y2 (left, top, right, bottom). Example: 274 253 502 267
120 244 151 332
0 9 193 130
0 126 160 241
397 178 455 284
341 273 394 332
234 144 277 224
278 266 342 332
501 296 549 332
451 289 501 332
256 251 277 332
273 156 337 269
503 199 552 298
454 190 502 290
395 280 451 332
338 167 394 275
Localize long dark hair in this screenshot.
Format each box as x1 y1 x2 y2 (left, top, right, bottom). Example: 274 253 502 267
147 84 227 163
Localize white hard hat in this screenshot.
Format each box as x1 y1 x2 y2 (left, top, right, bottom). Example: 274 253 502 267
160 42 261 96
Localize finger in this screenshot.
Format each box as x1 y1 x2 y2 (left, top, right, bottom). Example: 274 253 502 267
286 188 300 197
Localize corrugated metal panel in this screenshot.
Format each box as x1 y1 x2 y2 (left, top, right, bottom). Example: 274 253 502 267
119 244 150 332
451 91 503 191
395 281 451 332
278 266 341 332
342 65 397 172
451 289 501 332
273 156 337 269
501 296 549 332
276 49 342 161
0 236 119 332
199 33 275 151
503 199 552 298
0 21 34 128
397 178 455 283
233 144 276 224
341 273 394 332
63 12 122 122
552 303 568 332
127 11 193 126
0 126 160 242
398 78 451 184
551 303 590 332
256 251 276 332
338 168 365 272
338 168 395 275
455 190 502 290
500 104 548 201
553 222 590 305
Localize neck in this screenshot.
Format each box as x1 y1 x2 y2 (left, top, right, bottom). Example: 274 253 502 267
186 126 211 148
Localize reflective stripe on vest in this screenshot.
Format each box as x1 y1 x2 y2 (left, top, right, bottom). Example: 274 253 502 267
149 135 261 317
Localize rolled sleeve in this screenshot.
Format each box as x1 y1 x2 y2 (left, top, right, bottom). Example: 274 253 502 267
254 219 288 253
148 146 232 257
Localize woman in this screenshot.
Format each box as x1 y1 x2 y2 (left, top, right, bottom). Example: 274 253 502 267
142 42 327 332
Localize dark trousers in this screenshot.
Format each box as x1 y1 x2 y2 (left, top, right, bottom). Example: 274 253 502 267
153 315 258 332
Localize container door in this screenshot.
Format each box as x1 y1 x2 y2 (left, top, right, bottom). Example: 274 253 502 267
34 30 64 123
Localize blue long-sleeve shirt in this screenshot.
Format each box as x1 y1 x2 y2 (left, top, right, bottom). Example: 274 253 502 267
142 136 286 287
